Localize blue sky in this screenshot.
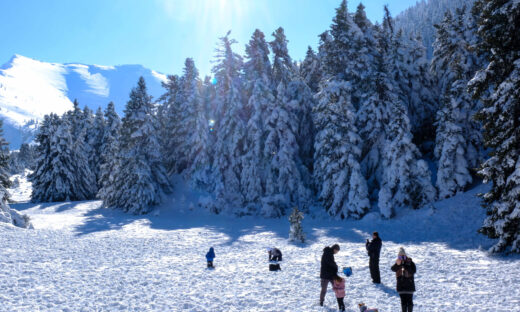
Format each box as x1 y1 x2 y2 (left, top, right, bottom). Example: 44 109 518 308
0 0 418 76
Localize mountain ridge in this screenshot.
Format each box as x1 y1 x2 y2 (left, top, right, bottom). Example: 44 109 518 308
0 54 167 148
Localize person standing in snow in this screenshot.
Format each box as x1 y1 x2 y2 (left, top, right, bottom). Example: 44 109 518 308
319 244 340 306
391 247 416 312
332 274 346 311
206 247 215 268
366 231 382 283
268 247 282 271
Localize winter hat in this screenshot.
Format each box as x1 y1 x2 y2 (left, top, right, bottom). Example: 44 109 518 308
398 247 407 257
332 244 340 251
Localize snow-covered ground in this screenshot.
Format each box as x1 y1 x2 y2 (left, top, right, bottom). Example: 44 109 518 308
1 182 519 311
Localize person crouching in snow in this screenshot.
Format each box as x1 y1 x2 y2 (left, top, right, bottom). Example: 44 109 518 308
332 274 346 311
358 303 379 312
206 247 215 268
391 247 416 312
268 247 282 271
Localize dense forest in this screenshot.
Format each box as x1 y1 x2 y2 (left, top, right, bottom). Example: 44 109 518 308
10 0 518 253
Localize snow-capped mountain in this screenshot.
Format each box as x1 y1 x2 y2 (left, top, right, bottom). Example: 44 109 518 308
0 54 167 148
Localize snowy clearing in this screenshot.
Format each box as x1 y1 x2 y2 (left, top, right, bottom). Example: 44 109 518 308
1 184 519 311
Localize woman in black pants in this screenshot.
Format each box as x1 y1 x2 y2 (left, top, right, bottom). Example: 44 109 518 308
391 247 416 312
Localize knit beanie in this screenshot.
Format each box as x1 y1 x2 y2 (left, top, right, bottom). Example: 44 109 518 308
398 247 407 257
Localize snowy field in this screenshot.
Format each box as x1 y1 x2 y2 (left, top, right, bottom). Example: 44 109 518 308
1 183 520 312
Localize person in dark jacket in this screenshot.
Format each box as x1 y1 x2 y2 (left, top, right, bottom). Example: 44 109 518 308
268 248 282 271
319 244 340 306
391 247 416 312
206 247 215 268
366 231 382 283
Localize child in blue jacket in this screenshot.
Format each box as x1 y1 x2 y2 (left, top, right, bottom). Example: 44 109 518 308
206 247 215 268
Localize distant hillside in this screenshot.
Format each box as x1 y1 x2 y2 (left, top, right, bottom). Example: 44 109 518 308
0 55 167 148
395 0 476 58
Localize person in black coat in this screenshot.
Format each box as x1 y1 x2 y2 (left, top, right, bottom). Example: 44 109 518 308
391 247 416 312
268 248 282 271
366 231 382 283
319 244 340 306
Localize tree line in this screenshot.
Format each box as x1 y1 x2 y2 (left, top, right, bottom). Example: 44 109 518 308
26 0 520 253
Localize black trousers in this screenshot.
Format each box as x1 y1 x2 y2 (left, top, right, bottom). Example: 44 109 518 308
336 297 345 311
399 293 413 312
369 257 380 283
207 261 213 268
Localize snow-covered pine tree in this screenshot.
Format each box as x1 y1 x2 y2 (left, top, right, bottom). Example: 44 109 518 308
240 29 274 214
287 76 315 185
323 0 365 109
0 135 31 229
97 102 121 202
0 120 12 191
102 77 171 214
353 2 379 106
211 31 246 214
180 58 211 188
288 206 305 243
62 102 97 199
201 75 217 181
300 46 321 94
432 6 484 198
469 0 520 253
405 33 438 149
377 9 436 218
30 114 56 202
381 6 438 149
30 114 94 202
314 79 369 219
262 27 310 217
435 79 473 199
378 98 437 218
347 5 385 201
89 107 105 189
8 143 36 174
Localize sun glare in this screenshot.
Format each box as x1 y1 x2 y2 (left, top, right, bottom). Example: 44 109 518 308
159 0 269 74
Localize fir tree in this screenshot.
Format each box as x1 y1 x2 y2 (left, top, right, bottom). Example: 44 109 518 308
288 206 305 243
433 7 484 198
97 102 121 202
158 74 180 175
0 120 11 191
378 99 437 218
30 114 94 202
181 58 211 188
470 0 520 253
211 32 246 213
376 9 436 217
400 33 438 148
102 77 171 214
89 107 105 189
262 27 310 217
322 0 365 108
241 29 274 213
314 79 369 219
300 46 321 93
62 101 97 199
435 79 473 199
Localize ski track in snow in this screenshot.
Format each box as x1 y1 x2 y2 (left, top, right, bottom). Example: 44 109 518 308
1 184 520 311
